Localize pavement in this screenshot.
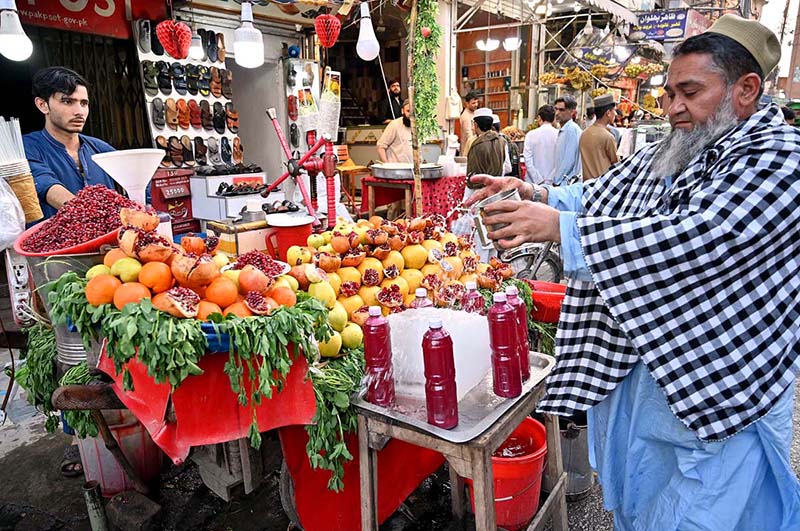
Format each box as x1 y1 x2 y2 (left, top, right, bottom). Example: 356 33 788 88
1 341 799 531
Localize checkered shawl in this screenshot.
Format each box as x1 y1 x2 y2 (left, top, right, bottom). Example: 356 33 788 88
537 104 800 440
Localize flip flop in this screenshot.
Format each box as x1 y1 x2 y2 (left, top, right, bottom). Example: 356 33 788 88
200 100 214 131
176 99 190 129
289 123 299 147
217 33 226 62
198 66 211 97
141 60 158 96
288 95 298 121
221 69 233 99
186 64 200 95
171 62 188 95
165 98 179 131
181 135 195 166
150 21 164 56
232 137 244 164
194 137 208 165
212 102 226 134
207 137 223 165
169 136 184 166
188 100 201 128
151 97 165 129
60 445 83 478
220 136 233 165
225 102 239 133
210 67 222 98
156 135 172 167
155 61 172 95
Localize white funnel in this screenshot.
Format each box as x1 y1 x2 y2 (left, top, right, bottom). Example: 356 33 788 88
91 149 163 207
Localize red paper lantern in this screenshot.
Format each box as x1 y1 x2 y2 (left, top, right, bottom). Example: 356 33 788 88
315 14 341 49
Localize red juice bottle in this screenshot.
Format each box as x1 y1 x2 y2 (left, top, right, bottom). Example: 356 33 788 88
488 292 522 398
422 318 458 429
461 281 484 314
363 306 396 407
410 288 434 308
505 285 531 382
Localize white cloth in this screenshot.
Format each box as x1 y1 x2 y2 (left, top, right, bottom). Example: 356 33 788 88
376 118 412 163
522 122 558 185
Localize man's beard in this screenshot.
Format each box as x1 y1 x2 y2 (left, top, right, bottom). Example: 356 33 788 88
402 116 411 127
650 95 738 179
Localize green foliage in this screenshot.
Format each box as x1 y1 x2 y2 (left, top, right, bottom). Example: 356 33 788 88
60 362 98 438
14 324 59 432
409 0 442 141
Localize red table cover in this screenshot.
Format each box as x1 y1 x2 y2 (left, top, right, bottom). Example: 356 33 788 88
98 346 316 463
360 175 466 224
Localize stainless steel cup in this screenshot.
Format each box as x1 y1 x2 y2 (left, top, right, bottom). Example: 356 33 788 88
472 189 521 250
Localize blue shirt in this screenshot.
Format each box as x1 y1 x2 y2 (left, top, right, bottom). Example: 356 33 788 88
549 119 582 185
23 129 117 220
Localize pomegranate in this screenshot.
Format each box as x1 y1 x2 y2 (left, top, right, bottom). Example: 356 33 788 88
350 306 371 326
463 255 478 273
316 252 342 273
232 251 284 277
421 273 443 292
458 235 474 250
444 242 458 257
494 263 514 279
244 290 275 315
387 234 407 251
180 233 218 255
407 217 426 232
118 226 175 263
407 231 424 245
120 206 159 231
477 270 501 290
365 229 388 246
341 248 366 267
376 284 403 308
435 282 466 308
380 220 399 235
171 252 221 288
340 281 360 297
289 265 310 291
362 269 380 287
383 264 400 280
369 244 391 260
238 264 272 294
154 287 200 318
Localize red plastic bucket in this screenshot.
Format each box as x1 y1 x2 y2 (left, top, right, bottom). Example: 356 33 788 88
527 280 567 324
264 215 314 261
465 417 548 531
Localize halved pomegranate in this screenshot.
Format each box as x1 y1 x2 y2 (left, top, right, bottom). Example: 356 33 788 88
154 287 200 318
171 252 221 288
120 207 160 231
244 290 276 315
376 284 403 308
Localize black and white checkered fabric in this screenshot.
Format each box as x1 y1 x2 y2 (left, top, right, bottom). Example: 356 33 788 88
537 104 800 441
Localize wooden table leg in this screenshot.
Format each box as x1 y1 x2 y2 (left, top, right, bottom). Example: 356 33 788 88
358 415 379 531
404 188 413 217
368 186 376 218
469 447 496 531
543 414 568 531
448 461 467 529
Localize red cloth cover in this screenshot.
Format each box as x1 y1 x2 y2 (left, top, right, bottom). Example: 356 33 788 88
360 175 466 225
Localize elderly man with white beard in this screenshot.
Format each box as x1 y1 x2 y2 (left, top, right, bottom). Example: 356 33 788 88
466 15 800 531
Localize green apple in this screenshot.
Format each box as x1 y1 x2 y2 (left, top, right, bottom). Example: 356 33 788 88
85 264 112 280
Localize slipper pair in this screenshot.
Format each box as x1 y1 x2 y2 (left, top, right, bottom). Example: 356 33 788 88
263 200 300 214
198 29 226 63
153 98 203 131
156 135 198 168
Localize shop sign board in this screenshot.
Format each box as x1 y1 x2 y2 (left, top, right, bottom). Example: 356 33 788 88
630 9 710 42
17 0 166 39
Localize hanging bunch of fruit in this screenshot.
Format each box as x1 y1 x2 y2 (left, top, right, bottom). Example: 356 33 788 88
590 87 608 98
643 63 665 75
624 63 645 78
563 67 592 91
539 72 561 86
590 65 609 79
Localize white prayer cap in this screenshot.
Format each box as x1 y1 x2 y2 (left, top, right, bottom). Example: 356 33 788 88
491 114 500 124
474 107 492 118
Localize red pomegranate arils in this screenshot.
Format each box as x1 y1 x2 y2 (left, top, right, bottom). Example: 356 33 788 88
232 250 284 277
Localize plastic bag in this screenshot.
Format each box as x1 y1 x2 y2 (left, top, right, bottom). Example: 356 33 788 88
0 177 25 251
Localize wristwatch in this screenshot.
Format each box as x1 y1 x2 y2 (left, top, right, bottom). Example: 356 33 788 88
532 186 544 204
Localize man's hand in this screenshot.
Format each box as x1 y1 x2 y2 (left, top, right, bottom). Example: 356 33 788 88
482 200 560 249
463 175 533 207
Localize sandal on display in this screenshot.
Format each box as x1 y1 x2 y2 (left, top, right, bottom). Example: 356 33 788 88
181 135 195 166
171 62 188 95
60 445 83 478
185 64 200 95
151 21 164 56
206 30 219 63
151 98 166 129
216 33 226 62
221 69 233 99
212 102 226 134
200 100 214 131
194 137 208 165
156 61 172 95
232 137 244 164
156 135 172 167
288 95 298 121
134 19 151 54
220 136 233 165
141 60 159 96
289 122 299 147
210 67 223 98
176 99 190 129
165 98 179 131
188 100 202 129
225 103 239 133
169 136 184 166
207 137 223 165
198 28 210 61
198 66 211 97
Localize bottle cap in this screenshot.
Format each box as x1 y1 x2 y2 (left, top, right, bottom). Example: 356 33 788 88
428 318 443 328
493 292 507 303
415 287 427 297
368 306 382 316
505 285 518 295
465 281 477 290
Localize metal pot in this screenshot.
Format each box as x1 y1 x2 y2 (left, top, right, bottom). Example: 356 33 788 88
371 163 443 180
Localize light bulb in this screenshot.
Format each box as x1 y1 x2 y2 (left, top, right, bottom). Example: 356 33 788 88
650 88 659 98
356 2 379 61
614 45 631 61
650 74 664 86
188 34 204 60
476 39 487 51
234 2 264 68
0 2 33 62
583 15 593 35
503 37 521 51
483 38 499 51
602 23 610 36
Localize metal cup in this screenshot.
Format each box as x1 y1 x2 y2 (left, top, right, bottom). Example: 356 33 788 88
472 189 521 250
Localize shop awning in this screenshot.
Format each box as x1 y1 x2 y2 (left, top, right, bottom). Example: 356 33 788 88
581 0 638 26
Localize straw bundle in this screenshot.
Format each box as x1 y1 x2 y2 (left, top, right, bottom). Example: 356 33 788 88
1 118 43 223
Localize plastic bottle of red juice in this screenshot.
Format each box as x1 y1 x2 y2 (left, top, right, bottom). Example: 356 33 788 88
410 288 434 308
363 306 395 406
461 281 484 314
488 292 522 398
505 285 531 382
422 318 458 429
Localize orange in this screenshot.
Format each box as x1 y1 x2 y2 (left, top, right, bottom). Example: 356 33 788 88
103 248 128 268
223 301 253 317
205 277 238 308
268 286 296 308
138 262 174 293
85 274 122 306
197 300 223 321
112 282 151 310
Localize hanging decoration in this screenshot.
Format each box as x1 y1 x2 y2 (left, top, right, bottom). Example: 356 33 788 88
408 0 441 142
315 14 341 49
156 20 192 60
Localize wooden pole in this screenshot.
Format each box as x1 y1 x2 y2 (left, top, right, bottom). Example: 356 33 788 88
407 0 424 217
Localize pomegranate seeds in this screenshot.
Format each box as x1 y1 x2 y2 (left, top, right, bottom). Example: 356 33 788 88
20 185 139 253
232 250 284 278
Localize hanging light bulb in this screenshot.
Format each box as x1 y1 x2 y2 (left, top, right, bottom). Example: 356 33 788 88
614 45 631 61
188 32 204 60
356 2 380 61
234 1 264 68
0 0 32 62
583 14 593 35
503 37 521 51
602 22 610 36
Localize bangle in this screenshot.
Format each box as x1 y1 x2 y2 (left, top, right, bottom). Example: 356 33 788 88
532 186 544 204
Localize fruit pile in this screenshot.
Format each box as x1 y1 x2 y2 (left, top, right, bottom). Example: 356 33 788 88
623 64 645 78
590 65 609 79
590 87 608 98
284 215 513 358
539 72 560 85
20 185 140 253
84 208 299 321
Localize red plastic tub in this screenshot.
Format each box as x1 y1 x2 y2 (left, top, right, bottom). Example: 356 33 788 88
466 417 548 531
527 280 567 324
14 221 119 257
